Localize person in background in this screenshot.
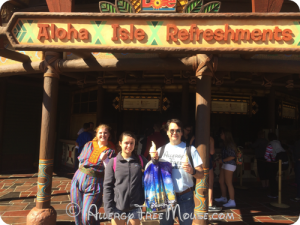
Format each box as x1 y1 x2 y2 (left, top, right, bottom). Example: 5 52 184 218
77 123 87 136
160 122 169 143
140 128 153 156
208 137 221 212
88 122 95 137
181 124 193 147
290 136 300 202
71 124 115 225
144 122 166 159
264 132 285 198
251 130 269 189
215 129 237 208
75 123 93 171
103 131 147 225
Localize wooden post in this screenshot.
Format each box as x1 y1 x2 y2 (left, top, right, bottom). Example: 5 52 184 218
182 82 189 126
96 85 104 126
251 0 284 12
27 52 60 225
194 75 211 225
268 88 275 132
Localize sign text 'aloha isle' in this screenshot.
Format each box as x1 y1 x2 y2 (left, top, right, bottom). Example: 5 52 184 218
7 13 300 53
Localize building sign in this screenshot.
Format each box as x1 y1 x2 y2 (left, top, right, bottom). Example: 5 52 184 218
211 101 248 114
282 104 296 119
6 13 300 53
122 96 160 110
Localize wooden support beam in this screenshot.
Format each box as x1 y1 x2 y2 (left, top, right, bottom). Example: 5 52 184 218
0 48 31 62
0 61 41 77
71 51 93 59
3 57 300 76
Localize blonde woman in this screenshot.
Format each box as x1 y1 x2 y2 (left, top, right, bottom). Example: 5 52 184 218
70 124 115 225
215 129 236 208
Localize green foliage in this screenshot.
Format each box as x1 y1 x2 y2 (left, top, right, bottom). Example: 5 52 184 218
183 0 203 13
199 1 221 13
117 0 135 13
99 2 118 13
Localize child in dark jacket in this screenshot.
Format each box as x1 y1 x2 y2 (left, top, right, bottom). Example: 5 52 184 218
103 131 148 225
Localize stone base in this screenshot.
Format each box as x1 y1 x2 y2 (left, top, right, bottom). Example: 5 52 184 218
27 206 57 225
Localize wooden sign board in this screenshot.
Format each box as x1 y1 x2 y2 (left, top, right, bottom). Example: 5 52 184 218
211 101 248 114
282 104 296 119
122 96 160 110
5 12 300 53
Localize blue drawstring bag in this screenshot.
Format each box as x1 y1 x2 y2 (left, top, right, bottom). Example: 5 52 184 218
144 159 176 212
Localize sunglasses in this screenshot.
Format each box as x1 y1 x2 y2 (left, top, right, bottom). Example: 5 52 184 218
170 129 181 134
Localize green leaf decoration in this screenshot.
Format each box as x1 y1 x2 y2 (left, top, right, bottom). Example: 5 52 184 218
183 0 203 13
199 1 221 13
116 0 135 13
99 2 118 13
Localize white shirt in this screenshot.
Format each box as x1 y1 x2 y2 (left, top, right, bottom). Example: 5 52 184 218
77 128 84 135
157 142 203 193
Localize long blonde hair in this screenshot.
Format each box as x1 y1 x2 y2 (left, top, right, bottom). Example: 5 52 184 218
93 124 111 142
222 129 237 153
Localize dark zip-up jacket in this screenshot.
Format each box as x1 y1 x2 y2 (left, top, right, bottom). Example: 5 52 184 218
103 152 148 215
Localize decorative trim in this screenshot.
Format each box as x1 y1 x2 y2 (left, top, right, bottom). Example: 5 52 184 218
195 168 209 213
37 159 54 203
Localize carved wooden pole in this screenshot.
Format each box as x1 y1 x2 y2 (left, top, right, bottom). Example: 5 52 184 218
182 82 189 126
193 55 215 225
27 52 61 225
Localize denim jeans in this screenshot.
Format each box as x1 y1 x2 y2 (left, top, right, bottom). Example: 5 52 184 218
296 160 300 198
160 190 194 225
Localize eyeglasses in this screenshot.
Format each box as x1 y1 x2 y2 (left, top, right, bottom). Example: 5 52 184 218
184 128 191 132
170 129 181 134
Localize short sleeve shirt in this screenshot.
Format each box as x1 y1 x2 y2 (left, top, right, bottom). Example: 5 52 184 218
222 147 236 165
157 142 203 193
